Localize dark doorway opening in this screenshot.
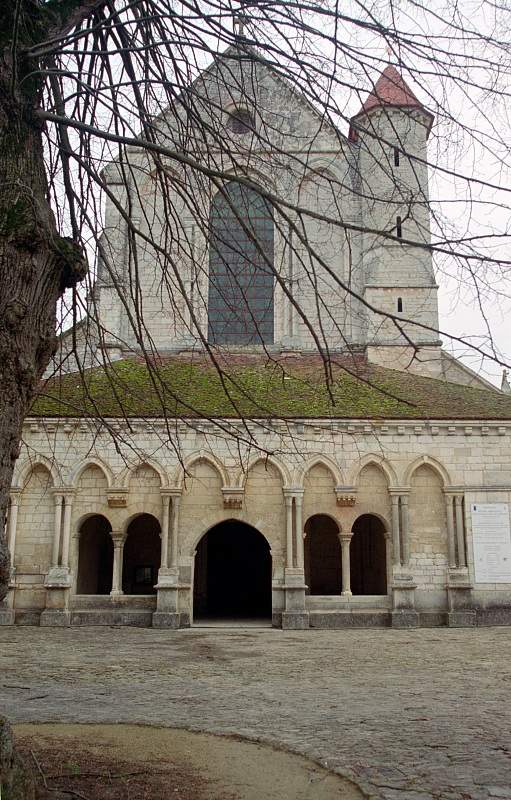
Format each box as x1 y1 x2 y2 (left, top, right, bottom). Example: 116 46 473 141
122 514 161 595
350 514 387 595
304 514 342 594
193 520 271 619
77 515 113 594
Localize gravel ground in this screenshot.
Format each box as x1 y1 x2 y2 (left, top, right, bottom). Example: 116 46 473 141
1 626 511 799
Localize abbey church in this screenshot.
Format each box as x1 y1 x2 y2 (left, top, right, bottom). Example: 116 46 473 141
3 44 511 629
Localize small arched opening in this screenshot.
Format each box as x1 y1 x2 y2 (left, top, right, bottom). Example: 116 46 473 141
122 513 161 595
350 514 387 595
77 515 114 594
304 514 342 595
193 520 271 619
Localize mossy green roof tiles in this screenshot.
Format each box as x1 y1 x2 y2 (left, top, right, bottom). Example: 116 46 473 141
31 356 511 420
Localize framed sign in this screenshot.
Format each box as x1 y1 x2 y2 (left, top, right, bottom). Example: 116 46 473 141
471 503 511 583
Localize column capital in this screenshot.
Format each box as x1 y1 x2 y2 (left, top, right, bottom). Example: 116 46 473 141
339 532 353 543
110 530 126 546
283 487 304 496
51 490 64 505
62 489 76 501
444 488 464 498
161 488 182 499
389 488 410 497
9 490 21 506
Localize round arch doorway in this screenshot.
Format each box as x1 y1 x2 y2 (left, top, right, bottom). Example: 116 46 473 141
193 520 272 621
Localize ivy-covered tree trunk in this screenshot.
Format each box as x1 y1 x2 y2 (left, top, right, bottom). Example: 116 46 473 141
0 0 87 603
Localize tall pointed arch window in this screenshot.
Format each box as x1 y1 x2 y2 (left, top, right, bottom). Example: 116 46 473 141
208 181 274 344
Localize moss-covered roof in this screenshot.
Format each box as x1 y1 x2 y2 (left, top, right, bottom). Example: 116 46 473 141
31 355 511 420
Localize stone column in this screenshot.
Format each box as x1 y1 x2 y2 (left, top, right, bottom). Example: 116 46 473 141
340 534 352 596
51 492 63 568
153 492 182 629
295 491 304 570
41 491 74 627
7 492 20 569
454 495 466 568
284 493 294 569
61 492 75 570
0 493 19 625
390 493 401 566
400 494 410 567
445 494 457 568
110 532 125 596
160 492 171 570
170 493 181 568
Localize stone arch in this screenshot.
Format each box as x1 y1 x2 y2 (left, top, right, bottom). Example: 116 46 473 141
404 455 451 487
15 464 55 574
409 463 449 589
122 512 161 595
349 454 398 488
120 459 168 489
299 456 343 488
304 513 342 595
193 518 272 619
76 514 114 595
178 452 229 489
356 462 392 522
236 455 291 489
350 513 388 595
13 456 60 490
70 457 114 489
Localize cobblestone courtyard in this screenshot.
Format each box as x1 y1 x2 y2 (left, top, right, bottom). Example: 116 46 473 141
1 626 510 799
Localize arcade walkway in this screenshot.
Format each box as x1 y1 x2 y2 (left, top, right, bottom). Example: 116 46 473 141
1 627 510 799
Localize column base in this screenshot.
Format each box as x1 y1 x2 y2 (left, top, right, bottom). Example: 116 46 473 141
0 608 15 625
447 610 477 628
391 610 419 628
152 611 181 629
40 609 71 627
281 611 309 630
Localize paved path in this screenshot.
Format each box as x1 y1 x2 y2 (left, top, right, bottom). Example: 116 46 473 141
1 626 511 799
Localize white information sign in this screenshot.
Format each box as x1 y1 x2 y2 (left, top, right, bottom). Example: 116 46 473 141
471 503 511 583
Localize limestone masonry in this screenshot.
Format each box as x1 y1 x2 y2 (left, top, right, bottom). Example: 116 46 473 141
3 46 511 629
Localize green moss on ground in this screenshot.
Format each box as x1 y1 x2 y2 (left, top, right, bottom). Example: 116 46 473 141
31 357 511 420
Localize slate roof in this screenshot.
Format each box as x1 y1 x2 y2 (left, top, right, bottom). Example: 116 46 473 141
31 355 511 421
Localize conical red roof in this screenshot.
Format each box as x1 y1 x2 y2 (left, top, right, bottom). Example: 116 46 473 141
358 65 423 114
349 65 433 139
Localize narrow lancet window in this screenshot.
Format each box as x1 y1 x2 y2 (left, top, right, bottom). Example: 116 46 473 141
397 297 403 313
394 147 400 167
396 216 402 238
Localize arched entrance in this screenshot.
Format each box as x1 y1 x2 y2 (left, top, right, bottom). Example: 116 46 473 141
77 515 113 594
304 514 342 595
193 520 271 619
122 514 161 595
350 514 387 595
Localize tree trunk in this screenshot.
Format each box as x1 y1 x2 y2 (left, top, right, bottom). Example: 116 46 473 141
0 0 86 601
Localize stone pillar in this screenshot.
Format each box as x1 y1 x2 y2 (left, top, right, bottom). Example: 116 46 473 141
110 532 125 596
454 495 466 568
390 493 401 565
61 492 75 569
41 491 74 628
0 493 19 625
284 493 294 568
295 491 304 570
400 493 410 567
340 534 352 596
153 491 182 629
445 494 457 568
170 493 181 568
7 492 20 569
51 492 63 568
281 490 308 630
160 492 171 570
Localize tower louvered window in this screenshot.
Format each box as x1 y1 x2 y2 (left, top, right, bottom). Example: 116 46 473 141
208 182 274 345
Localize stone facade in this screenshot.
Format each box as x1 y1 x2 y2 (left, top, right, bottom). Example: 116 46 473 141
4 53 511 629
3 417 511 629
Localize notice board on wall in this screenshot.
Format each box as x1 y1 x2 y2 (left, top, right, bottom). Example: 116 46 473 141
471 503 511 583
